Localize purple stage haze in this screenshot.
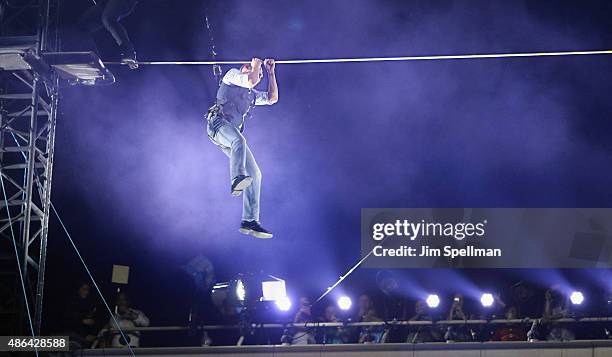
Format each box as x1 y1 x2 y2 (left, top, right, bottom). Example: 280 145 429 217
44 0 612 327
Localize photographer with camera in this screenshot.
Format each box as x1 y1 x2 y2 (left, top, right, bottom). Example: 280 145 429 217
445 293 473 342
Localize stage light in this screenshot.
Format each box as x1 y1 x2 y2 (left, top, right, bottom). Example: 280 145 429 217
211 280 247 315
480 293 494 307
426 294 440 308
276 296 292 311
236 279 246 301
570 291 584 305
262 280 286 302
337 296 352 310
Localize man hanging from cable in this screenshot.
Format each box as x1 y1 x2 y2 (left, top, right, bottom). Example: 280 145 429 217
206 58 278 239
78 0 140 69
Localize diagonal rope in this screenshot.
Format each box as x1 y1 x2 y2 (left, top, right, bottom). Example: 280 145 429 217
313 235 392 305
6 129 136 356
0 170 39 357
104 49 612 66
46 193 137 357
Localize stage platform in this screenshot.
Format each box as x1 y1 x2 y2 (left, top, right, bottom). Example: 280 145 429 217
81 340 612 357
0 36 115 85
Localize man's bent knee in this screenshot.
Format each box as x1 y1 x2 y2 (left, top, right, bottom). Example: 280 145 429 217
230 135 246 149
250 165 262 182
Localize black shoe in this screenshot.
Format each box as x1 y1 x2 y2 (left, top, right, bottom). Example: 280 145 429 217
120 43 138 69
239 220 273 239
231 175 253 196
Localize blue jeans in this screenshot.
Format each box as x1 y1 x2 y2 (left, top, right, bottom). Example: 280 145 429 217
207 123 261 222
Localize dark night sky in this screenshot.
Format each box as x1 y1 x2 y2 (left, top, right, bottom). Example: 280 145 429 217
42 0 612 332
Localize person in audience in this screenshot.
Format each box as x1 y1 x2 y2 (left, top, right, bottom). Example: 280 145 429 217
319 305 349 344
492 306 527 341
62 282 98 349
511 283 539 318
445 293 473 342
323 305 338 322
487 293 507 319
543 286 575 341
406 300 443 343
355 294 384 343
475 292 508 340
356 294 382 322
292 297 316 344
98 292 150 348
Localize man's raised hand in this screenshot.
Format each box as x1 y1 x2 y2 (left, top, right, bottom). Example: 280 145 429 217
251 57 263 69
264 58 275 73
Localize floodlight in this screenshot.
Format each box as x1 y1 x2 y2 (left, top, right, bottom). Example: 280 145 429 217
337 296 352 310
480 293 494 307
262 280 286 302
570 291 584 305
426 294 440 308
276 296 292 311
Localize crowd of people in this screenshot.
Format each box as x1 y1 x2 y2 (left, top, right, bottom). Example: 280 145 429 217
57 280 609 348
282 287 593 345
60 282 149 350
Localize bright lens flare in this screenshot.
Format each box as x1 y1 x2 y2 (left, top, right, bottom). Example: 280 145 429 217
570 291 584 305
235 280 246 301
426 294 440 308
337 296 352 310
480 293 494 307
276 296 292 311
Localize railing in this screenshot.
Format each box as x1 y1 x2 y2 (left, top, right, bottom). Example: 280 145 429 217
99 316 612 333
88 316 612 348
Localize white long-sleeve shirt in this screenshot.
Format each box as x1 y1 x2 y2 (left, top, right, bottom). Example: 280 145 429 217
222 68 272 106
107 309 149 348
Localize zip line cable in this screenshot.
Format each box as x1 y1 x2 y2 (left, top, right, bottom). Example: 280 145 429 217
104 49 612 66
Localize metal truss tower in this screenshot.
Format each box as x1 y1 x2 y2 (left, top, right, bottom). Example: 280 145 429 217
0 0 60 336
0 0 114 335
